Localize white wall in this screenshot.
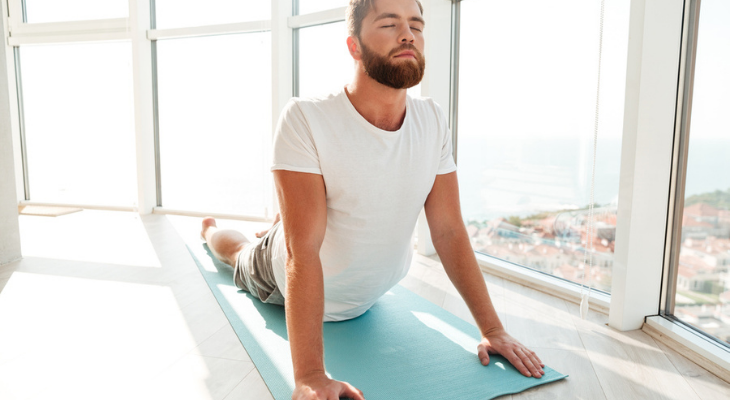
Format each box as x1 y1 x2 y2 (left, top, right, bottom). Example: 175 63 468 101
0 7 22 265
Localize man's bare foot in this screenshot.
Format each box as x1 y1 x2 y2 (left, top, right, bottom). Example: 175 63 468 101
201 217 217 242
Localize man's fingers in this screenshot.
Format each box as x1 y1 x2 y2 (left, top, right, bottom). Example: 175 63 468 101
339 382 365 400
527 350 545 374
477 343 491 365
478 350 490 366
478 337 546 378
503 349 532 377
516 348 542 378
537 354 545 367
480 354 490 366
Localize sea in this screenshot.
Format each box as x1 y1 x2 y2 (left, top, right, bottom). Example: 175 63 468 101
456 136 730 222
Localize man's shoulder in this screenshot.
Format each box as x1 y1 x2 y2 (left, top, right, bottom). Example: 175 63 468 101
408 94 446 121
277 90 345 128
288 90 344 113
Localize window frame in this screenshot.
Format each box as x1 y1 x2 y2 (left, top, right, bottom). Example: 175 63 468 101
658 0 730 355
661 0 701 319
289 5 348 97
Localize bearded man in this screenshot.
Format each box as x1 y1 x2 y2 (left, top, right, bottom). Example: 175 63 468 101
201 0 545 399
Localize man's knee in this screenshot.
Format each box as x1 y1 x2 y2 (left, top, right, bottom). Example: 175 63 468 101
226 242 248 267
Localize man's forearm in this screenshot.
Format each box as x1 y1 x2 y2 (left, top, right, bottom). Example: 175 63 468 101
285 255 326 381
433 228 505 336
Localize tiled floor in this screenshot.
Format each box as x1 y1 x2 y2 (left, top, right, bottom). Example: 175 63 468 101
0 210 728 399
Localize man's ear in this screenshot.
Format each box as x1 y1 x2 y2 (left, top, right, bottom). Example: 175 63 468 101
347 36 362 61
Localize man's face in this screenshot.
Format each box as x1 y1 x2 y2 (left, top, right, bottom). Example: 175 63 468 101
357 0 426 89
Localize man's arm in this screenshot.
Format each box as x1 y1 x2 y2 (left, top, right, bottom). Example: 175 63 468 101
273 170 364 400
423 171 545 379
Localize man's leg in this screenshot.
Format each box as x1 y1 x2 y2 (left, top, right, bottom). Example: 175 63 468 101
201 217 250 267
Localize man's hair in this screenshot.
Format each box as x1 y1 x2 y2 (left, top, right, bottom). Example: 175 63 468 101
346 0 424 39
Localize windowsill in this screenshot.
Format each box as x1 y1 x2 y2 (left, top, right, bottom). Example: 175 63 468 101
18 200 136 212
474 252 611 315
152 207 273 224
643 316 730 383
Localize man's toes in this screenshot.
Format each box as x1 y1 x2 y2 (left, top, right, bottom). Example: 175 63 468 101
202 217 217 230
201 217 218 241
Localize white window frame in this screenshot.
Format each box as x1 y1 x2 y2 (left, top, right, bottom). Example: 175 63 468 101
607 0 686 331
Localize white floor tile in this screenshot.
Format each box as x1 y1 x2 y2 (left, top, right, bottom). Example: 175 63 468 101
224 369 274 400
191 324 251 362
138 354 255 400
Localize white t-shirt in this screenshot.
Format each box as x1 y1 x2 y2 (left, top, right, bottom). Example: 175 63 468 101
270 87 457 321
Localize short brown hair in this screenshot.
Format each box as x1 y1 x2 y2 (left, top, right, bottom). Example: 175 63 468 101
346 0 424 39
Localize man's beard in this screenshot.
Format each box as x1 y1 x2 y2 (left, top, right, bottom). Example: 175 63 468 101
360 42 426 89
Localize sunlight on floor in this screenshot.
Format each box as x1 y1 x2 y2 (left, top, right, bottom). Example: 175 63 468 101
19 210 162 268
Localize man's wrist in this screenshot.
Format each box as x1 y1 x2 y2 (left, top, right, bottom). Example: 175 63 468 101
294 368 328 384
481 326 506 338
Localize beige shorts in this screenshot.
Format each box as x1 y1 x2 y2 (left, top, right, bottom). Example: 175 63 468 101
233 222 285 305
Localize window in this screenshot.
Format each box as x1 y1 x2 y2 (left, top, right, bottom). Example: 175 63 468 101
19 42 137 206
297 1 348 16
456 0 623 293
298 21 352 98
154 0 270 29
156 32 272 216
673 0 730 344
24 0 128 23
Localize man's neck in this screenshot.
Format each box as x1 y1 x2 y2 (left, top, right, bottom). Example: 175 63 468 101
345 72 408 132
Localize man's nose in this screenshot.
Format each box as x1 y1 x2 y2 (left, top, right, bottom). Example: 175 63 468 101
399 26 415 43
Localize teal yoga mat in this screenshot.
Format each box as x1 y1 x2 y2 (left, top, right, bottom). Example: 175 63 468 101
190 244 568 399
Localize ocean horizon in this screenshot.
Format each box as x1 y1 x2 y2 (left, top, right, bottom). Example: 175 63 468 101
457 136 730 222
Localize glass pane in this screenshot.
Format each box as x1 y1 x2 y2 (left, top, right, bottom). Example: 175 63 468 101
298 21 421 98
155 0 270 29
674 0 730 344
299 22 351 98
21 42 137 206
25 0 128 23
298 0 348 15
157 33 271 216
457 0 626 293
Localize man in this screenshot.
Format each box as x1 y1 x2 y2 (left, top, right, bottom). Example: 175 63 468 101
201 0 545 399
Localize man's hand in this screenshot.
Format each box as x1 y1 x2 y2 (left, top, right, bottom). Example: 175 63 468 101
293 372 365 400
478 328 545 378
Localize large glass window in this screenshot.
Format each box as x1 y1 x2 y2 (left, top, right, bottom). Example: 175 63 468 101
24 0 128 23
673 0 730 344
154 0 270 29
156 32 272 216
298 1 348 16
20 42 137 206
298 22 352 98
457 0 624 293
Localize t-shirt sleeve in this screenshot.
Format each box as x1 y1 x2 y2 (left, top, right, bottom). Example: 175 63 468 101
433 101 457 175
271 99 322 175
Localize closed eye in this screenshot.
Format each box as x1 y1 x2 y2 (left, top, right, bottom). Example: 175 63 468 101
381 25 395 28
